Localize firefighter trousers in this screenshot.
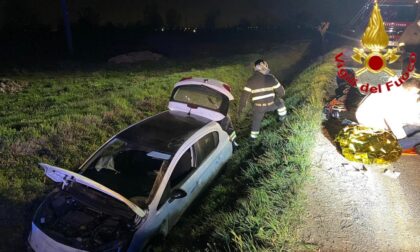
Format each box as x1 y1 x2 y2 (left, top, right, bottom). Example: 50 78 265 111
250 99 286 138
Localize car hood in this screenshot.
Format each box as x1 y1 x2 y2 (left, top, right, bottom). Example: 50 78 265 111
39 163 146 218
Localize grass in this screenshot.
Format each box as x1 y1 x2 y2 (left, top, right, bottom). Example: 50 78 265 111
161 54 337 251
0 42 309 251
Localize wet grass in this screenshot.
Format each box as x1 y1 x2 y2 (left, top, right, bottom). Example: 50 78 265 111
161 54 337 251
0 42 309 251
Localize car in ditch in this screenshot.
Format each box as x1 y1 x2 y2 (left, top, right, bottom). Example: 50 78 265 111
28 78 235 251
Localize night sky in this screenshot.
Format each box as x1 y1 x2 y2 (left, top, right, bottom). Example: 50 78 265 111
0 0 367 29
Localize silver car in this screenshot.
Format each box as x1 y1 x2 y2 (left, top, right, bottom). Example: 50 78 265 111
28 78 234 251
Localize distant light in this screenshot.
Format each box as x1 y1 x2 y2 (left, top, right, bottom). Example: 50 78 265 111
161 27 165 32
193 28 197 33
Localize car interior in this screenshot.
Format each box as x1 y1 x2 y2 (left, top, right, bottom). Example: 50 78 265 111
83 149 164 207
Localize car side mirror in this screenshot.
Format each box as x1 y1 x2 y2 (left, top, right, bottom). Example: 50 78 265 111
168 189 187 203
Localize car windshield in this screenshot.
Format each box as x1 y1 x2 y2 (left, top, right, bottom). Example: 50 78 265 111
173 85 224 110
380 5 417 23
81 138 167 206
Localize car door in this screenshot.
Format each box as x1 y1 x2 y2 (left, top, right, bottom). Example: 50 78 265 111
155 131 221 230
190 131 221 193
154 146 195 230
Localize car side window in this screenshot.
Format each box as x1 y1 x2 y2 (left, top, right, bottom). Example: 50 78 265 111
194 132 219 167
169 149 193 187
158 149 193 208
157 132 219 209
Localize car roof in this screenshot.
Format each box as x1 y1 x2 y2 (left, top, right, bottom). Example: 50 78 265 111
116 111 211 155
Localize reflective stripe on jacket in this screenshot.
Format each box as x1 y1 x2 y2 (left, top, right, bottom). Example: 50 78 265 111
238 71 285 114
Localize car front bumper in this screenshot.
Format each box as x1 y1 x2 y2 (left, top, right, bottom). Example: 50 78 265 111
28 223 88 252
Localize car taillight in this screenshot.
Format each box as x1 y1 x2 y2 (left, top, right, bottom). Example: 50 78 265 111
223 83 232 93
180 77 193 81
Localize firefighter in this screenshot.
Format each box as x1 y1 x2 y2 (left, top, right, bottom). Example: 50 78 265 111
317 21 330 59
237 59 287 139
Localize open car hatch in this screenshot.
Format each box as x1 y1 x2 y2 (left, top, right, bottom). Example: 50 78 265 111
39 163 146 218
168 78 233 121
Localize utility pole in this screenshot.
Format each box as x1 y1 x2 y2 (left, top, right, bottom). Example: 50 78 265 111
60 0 74 55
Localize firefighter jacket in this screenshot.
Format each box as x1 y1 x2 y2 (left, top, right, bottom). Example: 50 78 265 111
238 71 285 115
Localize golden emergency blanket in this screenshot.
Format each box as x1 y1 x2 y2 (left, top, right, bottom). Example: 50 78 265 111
335 125 402 165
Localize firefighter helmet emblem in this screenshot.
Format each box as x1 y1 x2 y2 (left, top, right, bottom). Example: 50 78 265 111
352 0 401 77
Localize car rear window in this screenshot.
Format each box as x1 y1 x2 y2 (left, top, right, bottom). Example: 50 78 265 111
172 85 226 111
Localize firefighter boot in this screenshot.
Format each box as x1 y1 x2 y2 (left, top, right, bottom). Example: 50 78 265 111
277 107 287 122
250 131 259 141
